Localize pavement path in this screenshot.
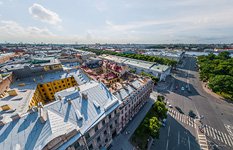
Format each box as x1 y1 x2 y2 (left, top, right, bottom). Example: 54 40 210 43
110 92 158 150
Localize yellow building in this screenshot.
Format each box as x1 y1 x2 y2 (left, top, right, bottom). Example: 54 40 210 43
29 76 78 108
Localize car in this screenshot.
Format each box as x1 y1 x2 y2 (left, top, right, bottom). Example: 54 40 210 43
188 110 196 119
162 119 167 123
168 104 173 108
181 87 185 91
175 106 184 114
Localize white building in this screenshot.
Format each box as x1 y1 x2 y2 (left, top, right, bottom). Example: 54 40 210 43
99 55 171 81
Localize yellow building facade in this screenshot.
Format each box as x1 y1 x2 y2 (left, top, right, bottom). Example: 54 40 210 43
29 76 78 108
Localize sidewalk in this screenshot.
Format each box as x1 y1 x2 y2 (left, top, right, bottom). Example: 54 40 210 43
195 120 209 150
201 82 223 100
110 93 157 150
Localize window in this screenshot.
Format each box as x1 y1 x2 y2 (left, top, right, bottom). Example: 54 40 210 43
102 120 106 126
110 124 113 129
105 138 108 143
109 114 112 120
40 84 43 87
62 80 64 83
42 89 45 92
85 133 90 140
49 88 52 91
88 144 93 150
68 83 70 85
104 130 107 135
94 126 98 132
63 84 66 87
97 136 101 142
115 119 118 124
59 86 61 88
55 87 57 90
73 142 80 148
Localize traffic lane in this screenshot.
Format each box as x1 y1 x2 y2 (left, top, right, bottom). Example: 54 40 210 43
188 59 232 129
184 57 233 132
151 115 200 150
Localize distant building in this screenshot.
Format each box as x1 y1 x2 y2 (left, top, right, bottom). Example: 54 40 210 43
99 55 171 81
143 49 184 62
3 57 63 79
0 53 15 64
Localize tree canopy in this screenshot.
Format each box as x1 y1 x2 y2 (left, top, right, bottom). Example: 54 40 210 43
198 52 233 99
153 100 168 119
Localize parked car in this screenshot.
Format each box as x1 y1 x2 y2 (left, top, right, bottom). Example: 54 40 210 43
175 106 184 114
168 104 173 108
188 110 196 119
181 86 185 91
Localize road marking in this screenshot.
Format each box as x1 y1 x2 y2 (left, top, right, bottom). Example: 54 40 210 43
188 136 190 150
220 132 227 145
186 116 189 124
166 139 169 150
168 126 170 137
204 126 209 136
216 131 220 141
178 131 180 145
211 127 216 139
229 135 233 146
223 133 231 146
209 126 214 138
218 130 224 142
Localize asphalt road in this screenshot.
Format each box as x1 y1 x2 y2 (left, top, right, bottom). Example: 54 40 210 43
158 56 233 149
151 114 200 150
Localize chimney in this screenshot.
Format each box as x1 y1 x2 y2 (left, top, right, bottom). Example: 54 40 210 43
10 113 20 121
38 102 47 123
82 92 88 100
0 121 5 126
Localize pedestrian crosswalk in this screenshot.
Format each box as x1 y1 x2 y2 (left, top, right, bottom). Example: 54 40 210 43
197 134 209 150
203 125 233 147
168 109 233 147
168 109 196 128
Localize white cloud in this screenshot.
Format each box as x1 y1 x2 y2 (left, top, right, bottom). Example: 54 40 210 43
95 0 108 12
0 1 3 5
0 20 56 42
29 3 62 25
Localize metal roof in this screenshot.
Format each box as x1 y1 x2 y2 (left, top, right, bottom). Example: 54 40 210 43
0 81 121 150
99 54 170 73
0 69 89 123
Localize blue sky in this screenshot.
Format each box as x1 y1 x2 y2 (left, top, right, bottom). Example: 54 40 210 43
0 0 233 44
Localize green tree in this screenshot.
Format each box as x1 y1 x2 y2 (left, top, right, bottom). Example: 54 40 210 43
153 101 168 119
208 75 233 94
218 51 231 60
148 117 161 138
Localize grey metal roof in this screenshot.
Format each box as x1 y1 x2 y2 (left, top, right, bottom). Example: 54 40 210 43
0 81 121 150
113 79 144 101
0 69 90 123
